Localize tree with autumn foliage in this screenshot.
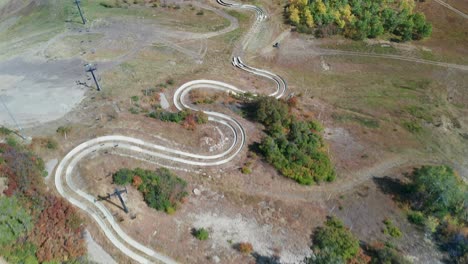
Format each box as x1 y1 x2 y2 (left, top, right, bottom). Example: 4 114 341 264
30 195 86 263
0 143 87 263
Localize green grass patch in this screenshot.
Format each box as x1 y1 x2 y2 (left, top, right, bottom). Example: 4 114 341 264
226 10 250 23
332 112 380 128
322 41 400 55
402 120 423 133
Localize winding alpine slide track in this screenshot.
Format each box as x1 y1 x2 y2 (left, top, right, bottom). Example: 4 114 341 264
55 0 468 263
55 1 285 263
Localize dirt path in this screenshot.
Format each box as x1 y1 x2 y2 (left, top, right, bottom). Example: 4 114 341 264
434 0 468 19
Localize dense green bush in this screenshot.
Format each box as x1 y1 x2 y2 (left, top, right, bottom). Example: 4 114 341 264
248 96 335 184
407 210 425 226
285 0 432 41
113 168 188 213
193 228 209 240
306 216 360 263
369 243 412 264
112 168 134 185
148 110 188 123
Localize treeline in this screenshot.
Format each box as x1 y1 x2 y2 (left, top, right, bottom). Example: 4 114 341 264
113 167 188 213
404 166 467 263
246 96 335 185
0 142 86 263
285 0 432 41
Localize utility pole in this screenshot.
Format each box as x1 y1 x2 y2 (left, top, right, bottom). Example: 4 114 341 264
85 63 101 91
74 0 86 25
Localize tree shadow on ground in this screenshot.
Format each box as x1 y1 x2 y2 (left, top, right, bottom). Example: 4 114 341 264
251 252 281 264
372 176 411 202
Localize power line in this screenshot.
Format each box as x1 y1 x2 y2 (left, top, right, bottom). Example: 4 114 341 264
0 95 25 139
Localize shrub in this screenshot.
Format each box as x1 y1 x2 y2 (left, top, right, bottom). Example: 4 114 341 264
0 126 11 135
241 166 252 174
196 10 204 15
368 243 411 264
402 120 422 133
6 136 17 147
166 78 174 85
193 228 209 240
129 107 140 114
113 168 134 185
114 168 187 213
99 0 119 8
407 211 425 226
237 242 253 254
131 95 139 102
46 138 58 150
310 216 359 262
383 219 402 238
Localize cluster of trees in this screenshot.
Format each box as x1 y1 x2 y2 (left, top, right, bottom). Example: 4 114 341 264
148 109 208 130
405 165 467 263
306 216 410 264
285 0 432 41
0 143 86 263
247 96 335 185
113 167 188 213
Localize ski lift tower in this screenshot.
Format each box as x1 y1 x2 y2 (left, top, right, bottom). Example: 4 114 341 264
98 187 129 213
74 0 86 25
85 63 101 91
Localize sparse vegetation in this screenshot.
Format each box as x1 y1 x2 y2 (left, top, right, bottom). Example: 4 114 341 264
246 96 335 185
113 167 188 213
285 0 432 41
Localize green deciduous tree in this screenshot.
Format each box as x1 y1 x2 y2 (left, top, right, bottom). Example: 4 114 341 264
0 196 32 246
410 165 467 219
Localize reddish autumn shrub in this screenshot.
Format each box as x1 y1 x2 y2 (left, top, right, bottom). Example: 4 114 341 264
0 143 45 198
30 195 86 262
349 248 371 264
237 242 253 254
133 175 143 188
183 114 197 130
287 96 298 108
